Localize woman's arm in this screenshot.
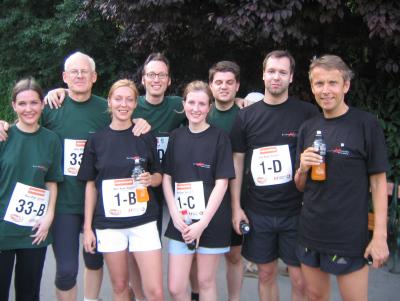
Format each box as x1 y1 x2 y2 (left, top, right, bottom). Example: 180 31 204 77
83 181 98 254
31 181 57 245
183 178 228 243
163 174 187 233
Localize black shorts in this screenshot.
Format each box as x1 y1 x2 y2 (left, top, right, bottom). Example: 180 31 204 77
297 244 366 275
230 227 243 247
242 209 300 266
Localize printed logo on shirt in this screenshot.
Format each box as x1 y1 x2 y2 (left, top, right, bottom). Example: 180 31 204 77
193 162 211 169
126 155 140 160
281 130 297 138
32 165 48 173
328 143 350 156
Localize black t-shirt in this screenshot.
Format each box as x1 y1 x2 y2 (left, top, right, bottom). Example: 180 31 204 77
163 125 235 247
296 107 389 256
78 125 161 229
230 97 319 216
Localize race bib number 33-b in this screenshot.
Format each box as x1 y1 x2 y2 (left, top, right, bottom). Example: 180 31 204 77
4 182 49 227
64 139 86 176
175 181 206 220
102 178 147 218
251 145 293 186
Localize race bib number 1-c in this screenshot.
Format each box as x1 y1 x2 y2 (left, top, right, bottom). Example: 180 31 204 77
4 182 49 227
102 178 148 218
251 145 293 186
64 139 86 176
175 181 206 220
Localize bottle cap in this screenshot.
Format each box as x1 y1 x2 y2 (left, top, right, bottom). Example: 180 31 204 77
181 209 188 215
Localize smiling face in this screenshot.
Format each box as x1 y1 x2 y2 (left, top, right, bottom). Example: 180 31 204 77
141 60 171 101
263 56 293 99
209 71 239 105
108 86 137 123
310 67 350 118
12 90 44 130
183 90 211 127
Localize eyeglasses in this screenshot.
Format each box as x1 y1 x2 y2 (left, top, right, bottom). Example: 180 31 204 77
145 72 169 80
68 69 91 77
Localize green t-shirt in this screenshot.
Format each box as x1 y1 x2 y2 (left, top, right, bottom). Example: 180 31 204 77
0 125 63 249
41 95 110 214
133 95 186 135
207 103 240 134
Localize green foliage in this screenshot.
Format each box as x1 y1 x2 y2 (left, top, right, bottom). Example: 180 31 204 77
0 0 399 178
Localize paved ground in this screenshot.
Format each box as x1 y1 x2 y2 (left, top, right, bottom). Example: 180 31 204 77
9 209 400 300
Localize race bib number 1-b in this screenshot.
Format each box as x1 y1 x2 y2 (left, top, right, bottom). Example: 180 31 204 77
4 182 49 227
102 178 148 218
251 145 293 186
64 139 86 176
175 181 206 220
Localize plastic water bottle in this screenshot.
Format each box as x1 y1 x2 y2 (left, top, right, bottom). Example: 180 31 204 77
181 209 196 250
240 220 250 235
131 157 149 202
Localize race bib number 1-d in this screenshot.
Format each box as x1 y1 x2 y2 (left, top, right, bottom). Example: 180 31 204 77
4 182 49 227
175 181 206 220
251 145 293 186
64 139 86 176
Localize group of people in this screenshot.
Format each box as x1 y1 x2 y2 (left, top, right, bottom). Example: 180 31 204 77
0 49 390 301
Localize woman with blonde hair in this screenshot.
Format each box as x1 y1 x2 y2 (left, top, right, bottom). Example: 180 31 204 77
78 79 164 301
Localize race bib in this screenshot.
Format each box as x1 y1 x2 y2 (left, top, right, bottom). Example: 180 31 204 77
156 136 169 162
4 182 49 227
251 145 293 186
64 139 86 176
102 178 148 218
175 181 206 220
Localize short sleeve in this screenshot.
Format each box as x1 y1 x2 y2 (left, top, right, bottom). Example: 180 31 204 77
214 131 235 180
365 116 389 174
77 136 97 181
45 135 63 182
230 113 247 153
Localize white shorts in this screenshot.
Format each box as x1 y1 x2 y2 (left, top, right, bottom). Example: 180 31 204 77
95 221 161 253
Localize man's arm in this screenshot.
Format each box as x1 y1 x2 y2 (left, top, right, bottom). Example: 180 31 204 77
230 152 248 234
44 88 68 109
0 121 10 141
364 172 389 268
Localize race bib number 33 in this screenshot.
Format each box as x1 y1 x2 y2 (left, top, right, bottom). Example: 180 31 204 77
251 145 293 186
175 181 206 220
4 182 49 227
102 178 147 218
64 139 86 176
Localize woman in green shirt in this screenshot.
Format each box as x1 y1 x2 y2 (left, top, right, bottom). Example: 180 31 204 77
0 78 63 301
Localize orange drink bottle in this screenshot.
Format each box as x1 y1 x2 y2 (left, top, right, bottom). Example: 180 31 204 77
311 130 326 181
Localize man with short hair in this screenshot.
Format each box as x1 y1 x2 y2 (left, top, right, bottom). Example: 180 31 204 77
42 51 109 301
230 50 319 301
295 54 389 301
